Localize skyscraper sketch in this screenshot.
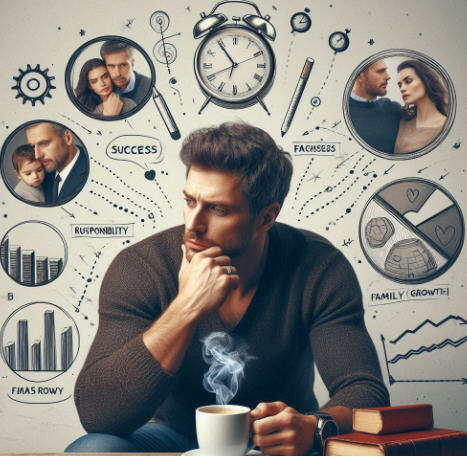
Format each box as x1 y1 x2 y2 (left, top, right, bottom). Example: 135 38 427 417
49 258 63 281
17 319 28 371
43 310 56 371
61 327 73 371
0 236 8 270
4 341 16 370
9 244 21 281
36 256 49 285
31 340 41 371
22 250 36 285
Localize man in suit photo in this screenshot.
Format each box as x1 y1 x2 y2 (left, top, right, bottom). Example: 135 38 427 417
26 121 89 204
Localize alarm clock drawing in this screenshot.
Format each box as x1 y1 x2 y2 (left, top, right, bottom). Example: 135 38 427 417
193 0 276 114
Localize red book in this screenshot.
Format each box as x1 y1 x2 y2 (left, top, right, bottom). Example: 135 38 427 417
353 404 434 434
324 428 467 456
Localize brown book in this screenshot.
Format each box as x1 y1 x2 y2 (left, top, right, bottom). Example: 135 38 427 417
353 404 434 434
325 428 467 456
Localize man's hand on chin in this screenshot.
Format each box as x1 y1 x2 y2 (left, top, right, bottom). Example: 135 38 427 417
177 244 239 317
251 402 316 456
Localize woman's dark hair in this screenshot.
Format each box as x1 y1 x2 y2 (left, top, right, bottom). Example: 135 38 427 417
75 58 109 112
397 59 448 119
180 122 293 216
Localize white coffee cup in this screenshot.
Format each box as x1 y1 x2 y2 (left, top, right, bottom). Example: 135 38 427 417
196 404 251 456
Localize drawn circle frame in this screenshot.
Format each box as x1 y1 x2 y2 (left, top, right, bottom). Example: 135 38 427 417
343 49 456 160
328 31 349 53
0 119 90 207
150 10 170 33
65 35 156 121
0 301 80 382
290 12 312 33
1 219 68 287
359 177 464 284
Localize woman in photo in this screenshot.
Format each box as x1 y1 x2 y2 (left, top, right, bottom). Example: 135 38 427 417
75 58 136 117
394 59 448 154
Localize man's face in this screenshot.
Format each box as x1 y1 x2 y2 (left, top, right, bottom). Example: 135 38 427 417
26 123 72 173
362 60 391 98
103 50 135 90
183 166 257 262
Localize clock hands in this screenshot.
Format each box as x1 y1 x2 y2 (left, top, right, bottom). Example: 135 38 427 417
205 51 264 81
217 40 237 66
217 40 238 79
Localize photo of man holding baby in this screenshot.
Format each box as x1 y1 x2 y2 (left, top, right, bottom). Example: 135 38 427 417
1 121 89 206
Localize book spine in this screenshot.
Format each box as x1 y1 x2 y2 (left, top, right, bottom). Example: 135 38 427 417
384 433 467 456
380 407 433 434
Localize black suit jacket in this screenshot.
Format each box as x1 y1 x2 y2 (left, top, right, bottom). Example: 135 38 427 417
43 146 89 204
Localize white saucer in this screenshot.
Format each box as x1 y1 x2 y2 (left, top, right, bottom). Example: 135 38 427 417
182 449 264 456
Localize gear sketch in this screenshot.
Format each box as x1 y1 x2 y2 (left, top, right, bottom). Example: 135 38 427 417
11 64 55 106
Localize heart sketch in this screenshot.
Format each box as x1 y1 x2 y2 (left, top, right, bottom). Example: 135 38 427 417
406 188 419 203
435 225 455 246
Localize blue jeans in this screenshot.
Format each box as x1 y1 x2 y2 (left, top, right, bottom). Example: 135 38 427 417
65 421 197 453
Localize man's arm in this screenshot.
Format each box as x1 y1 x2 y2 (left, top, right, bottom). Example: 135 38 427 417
74 243 238 435
251 248 389 455
142 245 239 374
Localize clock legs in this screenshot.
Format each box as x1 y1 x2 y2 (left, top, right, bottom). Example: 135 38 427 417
198 95 212 114
256 96 271 115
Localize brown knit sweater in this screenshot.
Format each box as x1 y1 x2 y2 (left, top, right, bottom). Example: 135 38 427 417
74 223 389 439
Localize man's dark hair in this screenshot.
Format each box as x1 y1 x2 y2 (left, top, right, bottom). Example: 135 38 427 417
100 41 134 59
12 144 36 172
25 122 67 137
180 122 293 215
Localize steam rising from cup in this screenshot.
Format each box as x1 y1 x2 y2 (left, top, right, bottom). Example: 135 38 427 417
201 332 255 405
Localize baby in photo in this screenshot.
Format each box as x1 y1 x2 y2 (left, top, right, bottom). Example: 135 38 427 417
12 144 45 203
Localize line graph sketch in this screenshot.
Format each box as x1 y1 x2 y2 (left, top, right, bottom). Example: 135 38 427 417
381 315 467 385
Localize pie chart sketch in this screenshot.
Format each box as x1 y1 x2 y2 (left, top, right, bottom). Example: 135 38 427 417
360 178 464 284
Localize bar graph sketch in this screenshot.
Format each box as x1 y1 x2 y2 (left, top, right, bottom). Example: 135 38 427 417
1 302 79 382
1 221 67 286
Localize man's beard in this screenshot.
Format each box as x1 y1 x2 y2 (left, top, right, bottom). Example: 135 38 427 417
183 231 251 262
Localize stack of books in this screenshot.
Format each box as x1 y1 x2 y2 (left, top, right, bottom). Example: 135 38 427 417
324 404 467 455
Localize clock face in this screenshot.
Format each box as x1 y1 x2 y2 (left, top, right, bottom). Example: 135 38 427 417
328 31 350 52
290 12 312 33
195 26 275 106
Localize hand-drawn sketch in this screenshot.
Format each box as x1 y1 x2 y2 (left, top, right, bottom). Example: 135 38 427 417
193 1 276 114
11 64 56 106
360 178 464 283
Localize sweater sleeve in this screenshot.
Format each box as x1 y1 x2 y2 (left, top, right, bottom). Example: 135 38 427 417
73 247 176 435
307 249 390 410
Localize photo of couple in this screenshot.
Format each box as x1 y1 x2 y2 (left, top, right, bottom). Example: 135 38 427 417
1 121 89 206
348 53 452 157
72 40 152 119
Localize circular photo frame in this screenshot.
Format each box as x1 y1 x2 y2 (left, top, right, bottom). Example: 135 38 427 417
1 301 79 382
0 119 89 207
65 35 155 121
359 178 464 284
343 49 456 160
1 220 68 287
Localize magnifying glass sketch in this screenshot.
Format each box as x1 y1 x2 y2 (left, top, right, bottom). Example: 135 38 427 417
65 35 180 140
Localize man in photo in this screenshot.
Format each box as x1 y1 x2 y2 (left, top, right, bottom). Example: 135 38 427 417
349 59 402 153
66 123 389 454
26 122 89 204
100 40 152 106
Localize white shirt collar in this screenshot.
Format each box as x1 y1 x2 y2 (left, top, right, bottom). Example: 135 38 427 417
122 71 136 94
350 92 375 103
56 148 80 195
